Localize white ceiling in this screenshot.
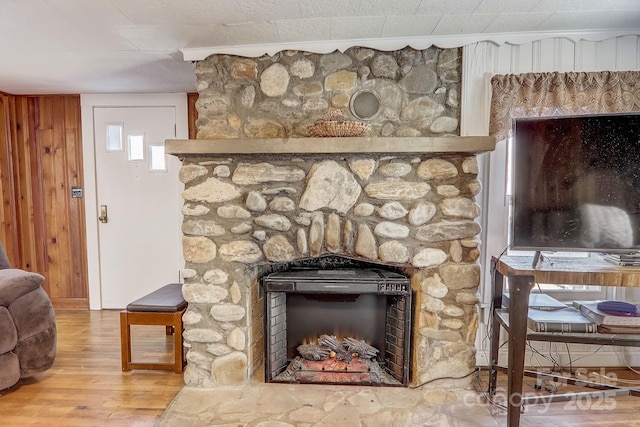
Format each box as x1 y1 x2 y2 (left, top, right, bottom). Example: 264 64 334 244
1 0 639 94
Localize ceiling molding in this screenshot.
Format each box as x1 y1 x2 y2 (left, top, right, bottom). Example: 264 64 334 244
181 30 640 61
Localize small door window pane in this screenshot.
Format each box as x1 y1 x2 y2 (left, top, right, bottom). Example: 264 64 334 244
106 123 123 151
128 134 145 161
149 144 166 172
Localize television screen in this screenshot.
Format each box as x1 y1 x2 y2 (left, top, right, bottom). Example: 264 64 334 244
511 113 640 252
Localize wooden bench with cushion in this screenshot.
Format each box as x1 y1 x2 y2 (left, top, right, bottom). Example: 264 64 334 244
119 283 187 373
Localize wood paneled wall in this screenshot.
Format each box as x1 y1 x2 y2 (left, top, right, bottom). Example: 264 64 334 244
187 92 198 139
0 93 88 308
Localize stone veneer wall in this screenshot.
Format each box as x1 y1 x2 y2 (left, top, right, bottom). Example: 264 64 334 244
194 46 460 138
178 46 483 388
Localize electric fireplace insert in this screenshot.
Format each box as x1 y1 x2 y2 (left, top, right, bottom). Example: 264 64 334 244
262 268 412 386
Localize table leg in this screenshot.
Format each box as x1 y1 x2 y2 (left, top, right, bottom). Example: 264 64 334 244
507 274 534 427
488 263 504 396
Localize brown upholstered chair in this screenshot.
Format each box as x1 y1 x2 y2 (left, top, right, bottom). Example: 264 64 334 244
0 241 56 390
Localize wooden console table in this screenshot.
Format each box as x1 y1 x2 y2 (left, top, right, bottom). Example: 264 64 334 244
489 255 640 427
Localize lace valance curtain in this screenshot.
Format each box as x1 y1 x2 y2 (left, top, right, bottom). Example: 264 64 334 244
489 71 640 141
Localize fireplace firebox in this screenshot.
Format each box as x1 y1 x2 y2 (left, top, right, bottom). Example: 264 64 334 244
263 269 411 386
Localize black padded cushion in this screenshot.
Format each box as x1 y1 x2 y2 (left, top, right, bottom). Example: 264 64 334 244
126 283 186 312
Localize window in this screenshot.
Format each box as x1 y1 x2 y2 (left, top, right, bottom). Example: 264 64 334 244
127 134 145 161
149 143 167 172
106 123 123 151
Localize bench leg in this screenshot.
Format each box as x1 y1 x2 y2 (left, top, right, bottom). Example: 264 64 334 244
120 311 132 372
172 311 184 373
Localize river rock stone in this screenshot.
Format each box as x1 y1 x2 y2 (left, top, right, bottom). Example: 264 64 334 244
462 156 478 174
211 352 248 386
417 159 458 180
399 65 438 94
293 81 323 97
379 241 409 263
299 160 361 213
412 248 448 268
430 116 458 133
414 220 481 242
364 181 430 200
290 58 315 78
260 63 290 97
255 214 291 231
319 51 352 73
421 274 448 298
377 201 408 220
354 203 375 216
179 164 209 184
374 222 409 239
246 191 267 212
342 220 355 252
183 283 229 304
325 213 341 253
348 159 377 181
183 236 216 263
355 223 377 260
183 328 223 343
371 54 398 79
400 96 444 122
231 58 257 80
197 96 229 117
232 163 305 185
207 343 232 357
182 204 210 216
450 240 463 262
218 241 263 263
241 85 256 108
308 213 324 257
213 165 231 178
439 263 480 290
183 177 241 203
230 222 252 234
325 70 357 91
440 198 481 219
297 228 308 255
217 205 251 219
268 197 296 212
227 328 246 351
210 304 246 322
378 162 412 177
182 219 226 236
437 185 460 197
230 282 241 304
244 119 286 138
263 235 296 262
409 201 437 226
203 269 228 285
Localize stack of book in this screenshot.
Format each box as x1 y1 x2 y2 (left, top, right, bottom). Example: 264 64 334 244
573 301 640 334
503 293 597 333
604 253 640 266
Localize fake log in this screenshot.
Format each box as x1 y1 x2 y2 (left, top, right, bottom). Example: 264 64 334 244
297 344 331 361
343 337 379 359
318 335 352 362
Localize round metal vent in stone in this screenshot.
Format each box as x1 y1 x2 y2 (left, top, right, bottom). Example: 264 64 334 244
350 90 381 121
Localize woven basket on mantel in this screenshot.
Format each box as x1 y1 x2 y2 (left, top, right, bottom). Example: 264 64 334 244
307 109 371 137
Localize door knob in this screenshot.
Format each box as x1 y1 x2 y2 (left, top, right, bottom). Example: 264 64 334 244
98 205 108 223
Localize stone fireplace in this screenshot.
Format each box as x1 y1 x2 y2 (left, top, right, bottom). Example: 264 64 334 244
166 45 495 388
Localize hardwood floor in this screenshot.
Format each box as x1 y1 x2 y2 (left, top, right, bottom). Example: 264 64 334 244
4 310 640 426
0 310 184 426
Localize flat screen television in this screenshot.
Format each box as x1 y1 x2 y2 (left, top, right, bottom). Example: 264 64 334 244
511 112 640 253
